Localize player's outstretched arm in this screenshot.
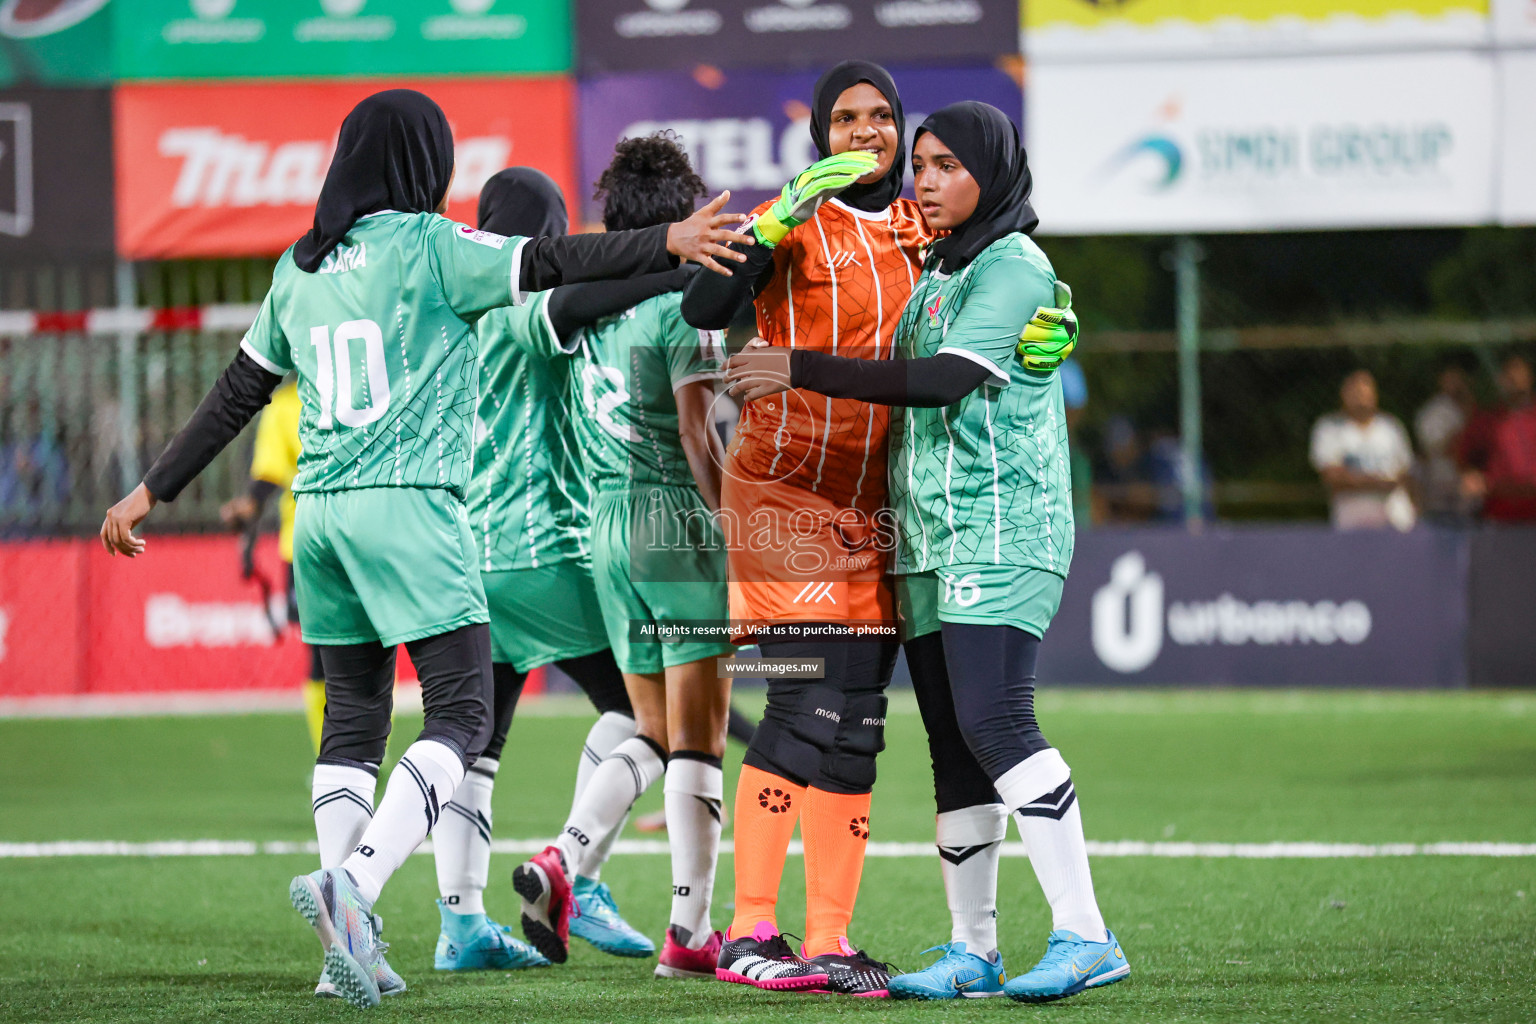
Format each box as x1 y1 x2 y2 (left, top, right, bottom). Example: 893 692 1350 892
724 340 989 408
545 267 695 343
750 152 878 248
519 192 747 291
101 350 282 558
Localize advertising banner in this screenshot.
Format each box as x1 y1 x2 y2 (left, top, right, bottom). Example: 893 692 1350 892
1026 52 1496 235
0 87 115 260
1024 0 1489 62
578 64 1022 225
115 78 576 260
115 0 570 78
1036 527 1468 688
576 0 1015 74
0 0 111 84
1467 527 1536 687
1492 0 1536 41
1497 51 1536 225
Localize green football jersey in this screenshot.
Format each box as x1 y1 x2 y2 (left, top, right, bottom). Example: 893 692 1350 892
543 291 725 492
239 211 527 500
889 232 1075 577
469 293 590 572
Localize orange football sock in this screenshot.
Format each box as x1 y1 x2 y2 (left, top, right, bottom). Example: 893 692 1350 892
729 764 804 938
801 786 872 957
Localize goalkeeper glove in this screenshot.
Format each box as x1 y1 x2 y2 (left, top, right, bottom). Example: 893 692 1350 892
751 151 879 248
1017 280 1078 373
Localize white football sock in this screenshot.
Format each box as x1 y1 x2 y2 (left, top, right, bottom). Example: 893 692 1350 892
582 810 628 884
573 712 637 806
312 763 377 870
995 748 1108 943
343 740 465 906
936 803 1009 956
555 736 665 879
433 756 498 916
664 753 723 949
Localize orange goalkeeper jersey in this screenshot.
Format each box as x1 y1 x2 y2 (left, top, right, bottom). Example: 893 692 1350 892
724 197 931 633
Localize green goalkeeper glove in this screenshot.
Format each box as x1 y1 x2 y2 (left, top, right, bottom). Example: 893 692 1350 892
1017 280 1078 373
751 151 879 248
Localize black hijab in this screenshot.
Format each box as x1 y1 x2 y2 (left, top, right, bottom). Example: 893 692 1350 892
293 89 454 274
915 101 1038 274
809 60 906 213
477 167 568 238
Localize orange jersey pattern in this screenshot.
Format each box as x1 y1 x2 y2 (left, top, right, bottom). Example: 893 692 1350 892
728 197 931 514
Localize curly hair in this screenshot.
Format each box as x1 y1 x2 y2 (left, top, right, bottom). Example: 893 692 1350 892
593 131 708 233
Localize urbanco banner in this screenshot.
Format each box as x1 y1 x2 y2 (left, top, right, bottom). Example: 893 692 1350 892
116 0 571 78
1026 52 1496 235
1024 0 1490 63
1036 527 1468 687
577 64 1022 226
114 79 576 260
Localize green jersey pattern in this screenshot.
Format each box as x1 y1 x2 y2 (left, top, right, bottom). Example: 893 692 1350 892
239 211 526 500
558 291 724 491
469 293 591 572
889 232 1075 577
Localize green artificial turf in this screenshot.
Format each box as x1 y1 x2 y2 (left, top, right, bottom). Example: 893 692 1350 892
0 690 1532 1023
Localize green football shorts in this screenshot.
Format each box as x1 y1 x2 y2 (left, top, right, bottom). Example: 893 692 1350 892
590 485 733 675
898 563 1066 639
293 487 488 647
482 561 611 671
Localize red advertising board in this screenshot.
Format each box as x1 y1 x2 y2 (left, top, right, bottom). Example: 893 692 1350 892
115 78 577 260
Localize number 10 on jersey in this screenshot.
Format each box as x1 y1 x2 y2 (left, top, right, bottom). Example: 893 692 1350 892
310 319 391 429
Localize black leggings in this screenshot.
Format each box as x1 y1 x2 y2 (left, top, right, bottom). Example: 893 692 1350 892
481 648 634 763
316 623 494 771
908 622 1052 809
743 632 898 795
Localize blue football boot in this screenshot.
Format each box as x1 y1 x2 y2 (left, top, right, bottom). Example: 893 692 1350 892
1003 929 1130 1003
888 941 1007 1000
316 912 405 999
290 868 405 1009
569 877 655 958
434 899 551 971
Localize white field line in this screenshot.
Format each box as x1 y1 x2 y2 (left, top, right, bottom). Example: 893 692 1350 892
2 839 1533 860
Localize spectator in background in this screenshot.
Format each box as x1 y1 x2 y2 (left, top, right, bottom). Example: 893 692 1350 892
1059 357 1096 527
1098 415 1157 522
1415 363 1475 521
1310 369 1416 531
0 401 69 537
1459 354 1536 522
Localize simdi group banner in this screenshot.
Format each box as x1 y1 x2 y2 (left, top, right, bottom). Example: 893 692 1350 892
1024 0 1490 61
1026 51 1495 235
0 87 115 259
114 78 576 260
115 0 571 78
578 64 1022 225
577 0 1015 73
0 0 112 84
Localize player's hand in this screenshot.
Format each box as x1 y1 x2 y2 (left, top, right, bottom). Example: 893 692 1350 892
752 152 879 248
667 191 749 277
220 495 258 531
101 483 157 558
1017 280 1078 373
724 338 792 402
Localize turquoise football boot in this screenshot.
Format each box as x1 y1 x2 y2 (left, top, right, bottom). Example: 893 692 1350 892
1003 929 1130 1003
888 942 1007 1000
316 912 405 998
290 868 403 1009
569 876 655 958
434 899 551 970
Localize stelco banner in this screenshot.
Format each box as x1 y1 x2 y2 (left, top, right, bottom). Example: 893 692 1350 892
1038 527 1469 687
114 79 576 260
1026 52 1495 235
1024 0 1490 62
116 0 571 78
578 64 1022 225
0 87 115 259
0 0 112 84
576 0 1015 73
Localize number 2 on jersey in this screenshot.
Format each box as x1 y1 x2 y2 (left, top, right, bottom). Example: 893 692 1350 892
309 319 391 429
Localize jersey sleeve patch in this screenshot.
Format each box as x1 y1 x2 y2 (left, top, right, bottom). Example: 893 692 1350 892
455 224 511 250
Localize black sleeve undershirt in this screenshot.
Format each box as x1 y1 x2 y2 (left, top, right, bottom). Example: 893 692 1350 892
143 351 283 502
518 224 675 293
545 267 694 343
680 233 776 329
789 349 993 408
